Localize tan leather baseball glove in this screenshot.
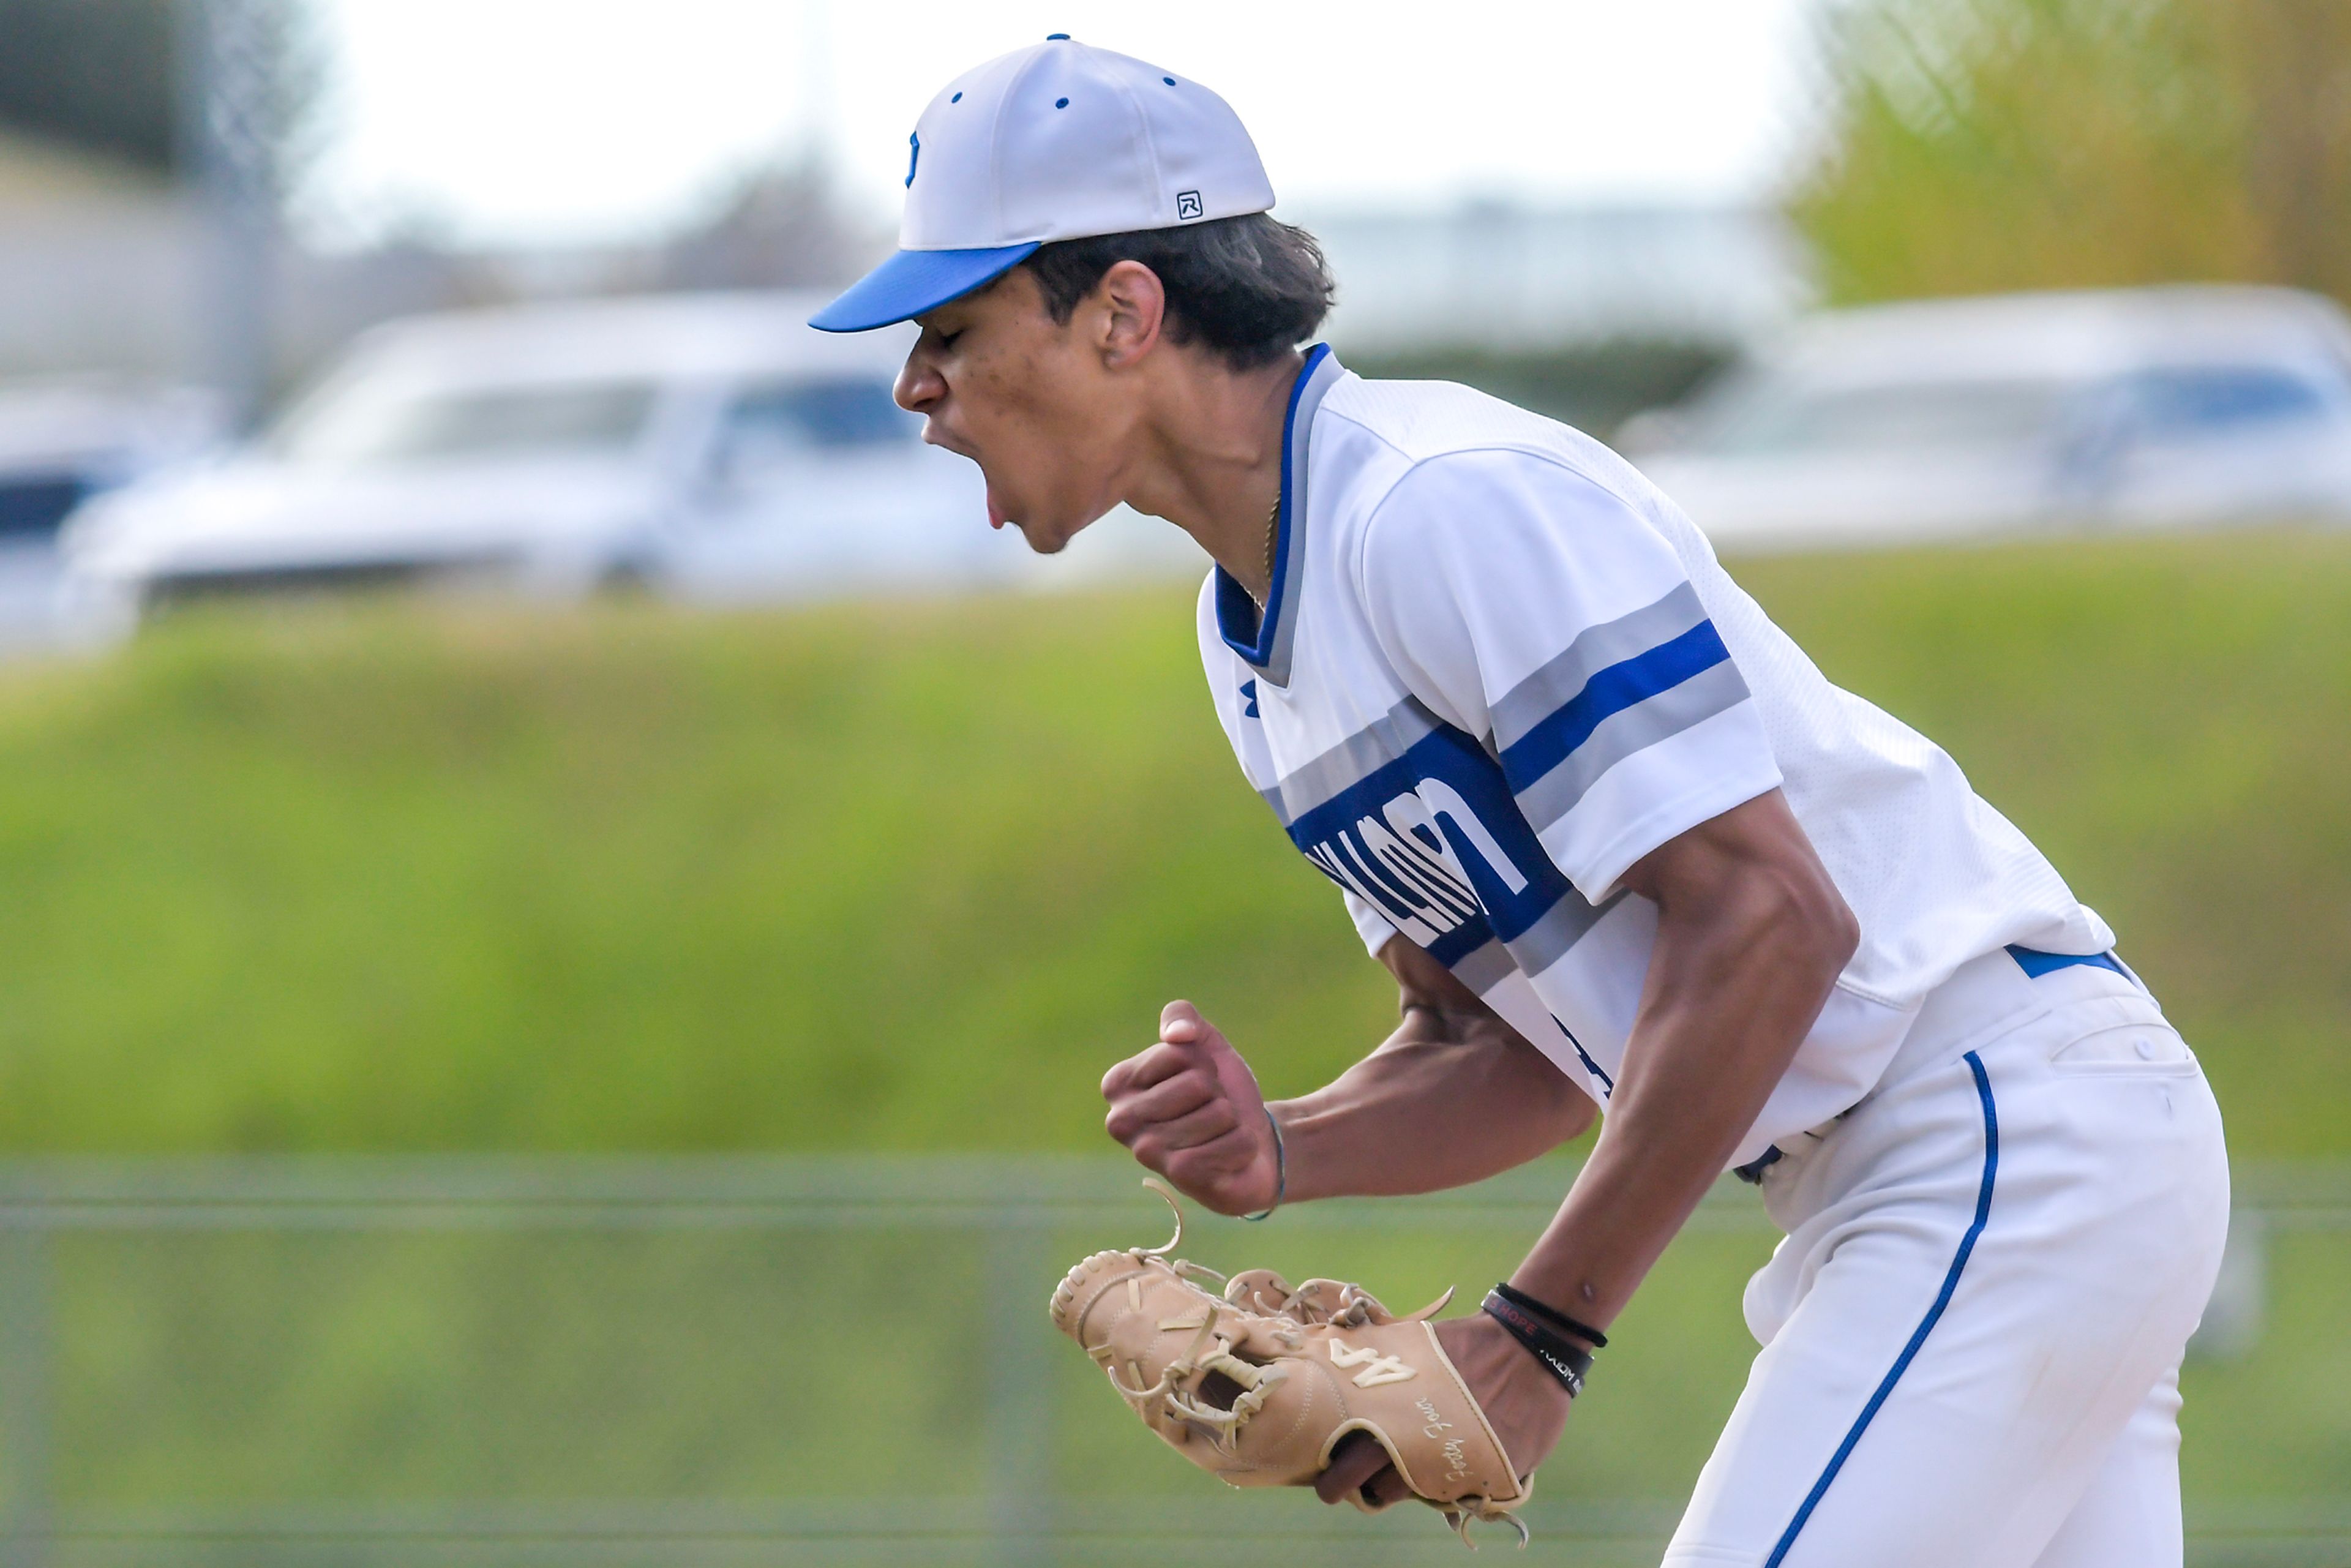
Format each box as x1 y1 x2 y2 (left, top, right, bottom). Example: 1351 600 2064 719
1048 1181 1531 1547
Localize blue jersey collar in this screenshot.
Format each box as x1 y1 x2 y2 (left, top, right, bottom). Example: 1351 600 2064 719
1214 343 1342 688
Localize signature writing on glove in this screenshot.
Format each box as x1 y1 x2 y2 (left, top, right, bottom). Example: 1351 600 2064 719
1411 1398 1474 1483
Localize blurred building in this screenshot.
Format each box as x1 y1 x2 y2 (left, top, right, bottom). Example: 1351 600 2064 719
1309 202 1814 354
0 128 466 387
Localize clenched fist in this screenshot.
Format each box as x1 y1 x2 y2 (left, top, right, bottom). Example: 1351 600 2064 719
1101 1001 1281 1216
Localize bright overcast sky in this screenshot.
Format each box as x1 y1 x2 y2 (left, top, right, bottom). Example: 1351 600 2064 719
299 0 1826 249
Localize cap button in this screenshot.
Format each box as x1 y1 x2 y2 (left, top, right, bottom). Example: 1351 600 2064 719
1046 32 1071 40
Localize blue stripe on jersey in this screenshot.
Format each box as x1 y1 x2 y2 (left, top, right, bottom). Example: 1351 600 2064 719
2006 945 2126 980
1213 344 1340 688
1498 618 1734 797
1491 583 1708 751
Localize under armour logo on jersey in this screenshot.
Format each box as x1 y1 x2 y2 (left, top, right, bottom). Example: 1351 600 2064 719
905 132 920 187
1241 679 1259 718
1327 1338 1416 1387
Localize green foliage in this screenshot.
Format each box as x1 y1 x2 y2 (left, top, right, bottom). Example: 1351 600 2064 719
1791 0 2351 306
0 532 2340 1157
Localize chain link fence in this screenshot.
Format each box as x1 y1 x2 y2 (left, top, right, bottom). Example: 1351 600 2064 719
0 1157 2336 1568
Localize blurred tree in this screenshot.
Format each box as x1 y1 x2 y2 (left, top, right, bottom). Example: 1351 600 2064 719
0 0 321 190
0 0 176 171
657 156 888 292
1792 0 2351 305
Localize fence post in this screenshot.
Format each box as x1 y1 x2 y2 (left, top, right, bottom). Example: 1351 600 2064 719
0 1223 51 1568
984 1209 1056 1568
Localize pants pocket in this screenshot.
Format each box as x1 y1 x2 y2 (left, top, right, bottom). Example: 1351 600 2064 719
2048 1019 2197 1074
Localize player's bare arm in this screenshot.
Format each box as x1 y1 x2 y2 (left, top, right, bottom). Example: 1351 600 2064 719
1101 932 1594 1216
1110 786 1855 1505
1319 786 1858 1506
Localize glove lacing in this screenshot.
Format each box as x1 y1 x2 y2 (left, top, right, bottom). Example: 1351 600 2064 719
1105 1181 1529 1550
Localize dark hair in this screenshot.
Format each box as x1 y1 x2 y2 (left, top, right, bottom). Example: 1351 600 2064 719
1022 213 1336 369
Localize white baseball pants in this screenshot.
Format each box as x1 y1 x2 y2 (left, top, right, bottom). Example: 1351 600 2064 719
1663 948 2232 1568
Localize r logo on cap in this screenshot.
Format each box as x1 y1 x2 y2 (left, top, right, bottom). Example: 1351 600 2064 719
1177 190 1204 220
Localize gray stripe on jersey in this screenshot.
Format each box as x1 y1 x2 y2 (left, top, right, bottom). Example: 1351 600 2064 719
1490 582 1711 752
1514 656 1754 835
1504 885 1627 977
1269 696 1441 822
1449 936 1517 994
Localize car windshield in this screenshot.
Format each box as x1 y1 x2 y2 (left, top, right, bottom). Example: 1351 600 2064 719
1689 377 2076 457
270 379 658 468
2124 364 2340 435
722 378 916 452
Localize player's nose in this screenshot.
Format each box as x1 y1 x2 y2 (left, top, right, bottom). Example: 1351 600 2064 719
894 352 945 415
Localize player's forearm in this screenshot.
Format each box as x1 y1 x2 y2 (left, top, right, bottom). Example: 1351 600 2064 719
1508 857 1856 1333
1274 1017 1593 1203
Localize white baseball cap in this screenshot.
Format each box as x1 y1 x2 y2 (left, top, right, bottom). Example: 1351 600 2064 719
809 35 1276 332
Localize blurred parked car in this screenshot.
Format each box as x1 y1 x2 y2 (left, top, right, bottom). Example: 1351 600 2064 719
0 378 221 538
58 292 1041 617
1623 286 2351 551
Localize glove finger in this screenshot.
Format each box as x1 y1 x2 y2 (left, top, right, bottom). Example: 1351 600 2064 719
1314 1430 1393 1507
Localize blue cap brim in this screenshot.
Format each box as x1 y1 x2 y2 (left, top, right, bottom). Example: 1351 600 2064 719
808 242 1043 332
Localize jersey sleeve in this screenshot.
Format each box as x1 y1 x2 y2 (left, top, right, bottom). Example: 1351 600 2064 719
1354 448 1783 902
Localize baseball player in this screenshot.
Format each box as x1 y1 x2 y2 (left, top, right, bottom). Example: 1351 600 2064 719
812 37 2230 1567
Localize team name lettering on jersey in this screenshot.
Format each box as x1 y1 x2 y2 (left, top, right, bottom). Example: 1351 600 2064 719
1282 718 1599 978
1299 789 1498 947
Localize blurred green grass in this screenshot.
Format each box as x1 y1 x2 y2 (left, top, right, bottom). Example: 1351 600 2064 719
0 536 2336 1565
31 1198 2349 1540
0 530 2339 1156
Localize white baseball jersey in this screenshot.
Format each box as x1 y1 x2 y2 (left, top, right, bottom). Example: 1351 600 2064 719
1197 347 2115 1162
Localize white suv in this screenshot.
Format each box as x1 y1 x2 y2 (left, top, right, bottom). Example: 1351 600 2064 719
1625 285 2351 552
60 291 1193 618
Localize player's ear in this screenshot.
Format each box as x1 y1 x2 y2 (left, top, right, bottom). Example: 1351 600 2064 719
1093 259 1167 369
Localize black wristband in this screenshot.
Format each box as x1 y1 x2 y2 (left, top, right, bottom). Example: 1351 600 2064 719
1480 1290 1591 1399
1491 1281 1609 1349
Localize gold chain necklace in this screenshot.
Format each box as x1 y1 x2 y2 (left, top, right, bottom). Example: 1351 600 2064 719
1253 494 1280 609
